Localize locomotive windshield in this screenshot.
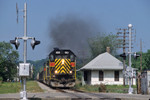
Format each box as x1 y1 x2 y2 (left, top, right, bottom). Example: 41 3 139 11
49 49 76 62
55 55 69 59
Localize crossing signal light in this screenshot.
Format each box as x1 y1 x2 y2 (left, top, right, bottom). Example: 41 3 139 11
134 52 140 60
10 37 20 50
31 38 40 50
120 53 126 60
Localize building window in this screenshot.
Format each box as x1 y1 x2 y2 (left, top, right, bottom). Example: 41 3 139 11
84 71 88 81
114 71 119 81
99 70 103 81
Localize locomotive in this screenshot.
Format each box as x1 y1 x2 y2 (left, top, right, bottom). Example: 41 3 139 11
37 48 76 87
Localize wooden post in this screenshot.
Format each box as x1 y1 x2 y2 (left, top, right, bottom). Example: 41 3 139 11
137 72 141 94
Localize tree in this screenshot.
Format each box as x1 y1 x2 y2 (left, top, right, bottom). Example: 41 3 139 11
132 50 150 71
0 41 19 81
143 50 150 70
88 34 118 58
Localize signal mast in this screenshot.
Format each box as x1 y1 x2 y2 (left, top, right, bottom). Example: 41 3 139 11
10 3 40 100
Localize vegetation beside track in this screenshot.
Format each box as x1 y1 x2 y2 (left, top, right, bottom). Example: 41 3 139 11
0 81 43 94
75 81 137 93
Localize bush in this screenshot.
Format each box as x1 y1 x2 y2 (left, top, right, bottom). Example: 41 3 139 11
0 77 3 85
75 82 82 89
99 83 106 92
0 77 3 81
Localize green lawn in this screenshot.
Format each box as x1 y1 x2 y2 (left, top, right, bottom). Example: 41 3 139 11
0 81 43 94
75 82 137 93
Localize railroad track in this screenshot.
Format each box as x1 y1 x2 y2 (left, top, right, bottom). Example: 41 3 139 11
55 88 121 100
38 81 121 100
55 88 86 98
53 86 86 93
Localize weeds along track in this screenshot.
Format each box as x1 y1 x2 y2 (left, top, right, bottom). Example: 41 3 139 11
69 88 86 93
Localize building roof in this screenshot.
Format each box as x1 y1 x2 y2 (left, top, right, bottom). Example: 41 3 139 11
80 52 123 70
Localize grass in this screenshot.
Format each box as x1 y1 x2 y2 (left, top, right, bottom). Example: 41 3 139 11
75 83 100 92
75 81 137 93
0 82 20 94
26 81 43 93
0 81 43 94
106 85 137 93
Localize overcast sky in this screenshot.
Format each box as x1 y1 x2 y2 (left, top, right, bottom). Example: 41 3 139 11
0 0 150 61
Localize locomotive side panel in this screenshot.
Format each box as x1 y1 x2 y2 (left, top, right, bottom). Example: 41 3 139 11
39 71 44 82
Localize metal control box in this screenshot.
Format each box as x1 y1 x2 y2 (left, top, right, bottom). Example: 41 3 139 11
19 63 30 76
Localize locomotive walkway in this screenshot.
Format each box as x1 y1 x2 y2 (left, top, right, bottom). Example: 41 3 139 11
0 81 149 100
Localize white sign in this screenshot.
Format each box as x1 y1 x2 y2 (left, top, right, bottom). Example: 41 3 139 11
19 63 30 76
125 67 136 78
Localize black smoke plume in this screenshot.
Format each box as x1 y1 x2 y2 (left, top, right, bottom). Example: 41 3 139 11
49 15 100 57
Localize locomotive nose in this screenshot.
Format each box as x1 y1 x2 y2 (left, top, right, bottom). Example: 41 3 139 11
62 59 65 64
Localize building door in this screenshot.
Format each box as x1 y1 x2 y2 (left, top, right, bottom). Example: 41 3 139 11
99 70 104 81
114 71 119 81
84 70 91 84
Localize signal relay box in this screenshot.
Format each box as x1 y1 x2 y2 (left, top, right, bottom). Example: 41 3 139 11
19 63 30 76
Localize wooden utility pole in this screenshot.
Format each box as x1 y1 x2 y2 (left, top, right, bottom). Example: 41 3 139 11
117 27 135 87
140 39 142 72
123 29 127 86
117 29 128 86
137 39 142 94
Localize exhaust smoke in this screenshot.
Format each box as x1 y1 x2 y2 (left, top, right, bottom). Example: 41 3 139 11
49 15 100 57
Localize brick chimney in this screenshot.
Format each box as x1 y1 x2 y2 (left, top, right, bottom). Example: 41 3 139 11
106 47 110 53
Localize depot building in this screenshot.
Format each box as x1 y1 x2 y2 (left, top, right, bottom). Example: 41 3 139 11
80 47 136 85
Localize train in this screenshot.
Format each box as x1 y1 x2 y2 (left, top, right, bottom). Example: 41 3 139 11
37 48 76 87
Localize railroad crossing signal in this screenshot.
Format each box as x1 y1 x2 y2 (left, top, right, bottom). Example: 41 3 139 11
10 37 40 50
10 37 20 50
120 52 140 60
10 2 40 100
134 52 140 60
31 38 40 49
120 53 126 60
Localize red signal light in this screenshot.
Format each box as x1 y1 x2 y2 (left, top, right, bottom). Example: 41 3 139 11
50 62 55 67
71 62 75 67
44 68 46 71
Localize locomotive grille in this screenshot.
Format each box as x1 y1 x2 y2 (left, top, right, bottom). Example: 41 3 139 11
55 58 71 74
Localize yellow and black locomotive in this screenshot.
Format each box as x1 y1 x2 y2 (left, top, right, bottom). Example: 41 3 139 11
38 48 76 87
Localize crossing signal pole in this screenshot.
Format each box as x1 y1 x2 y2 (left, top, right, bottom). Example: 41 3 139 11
128 24 133 94
117 24 137 94
10 3 40 100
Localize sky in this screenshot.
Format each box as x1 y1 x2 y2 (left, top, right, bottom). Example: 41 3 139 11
0 0 150 61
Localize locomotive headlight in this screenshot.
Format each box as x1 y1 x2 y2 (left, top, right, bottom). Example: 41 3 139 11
69 71 72 74
62 59 65 65
55 70 58 74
